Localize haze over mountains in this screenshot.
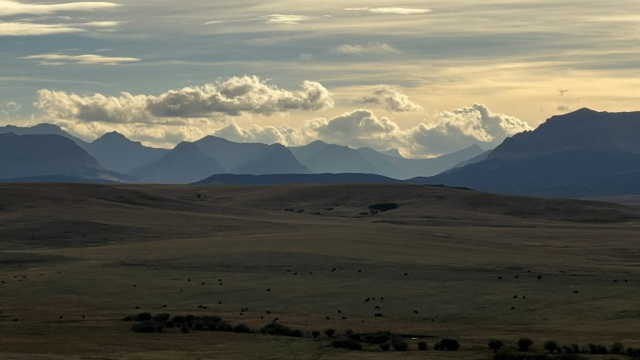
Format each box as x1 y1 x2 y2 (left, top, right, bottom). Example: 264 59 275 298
2 108 640 197
0 123 485 183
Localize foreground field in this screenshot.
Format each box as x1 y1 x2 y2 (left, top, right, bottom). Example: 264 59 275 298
0 184 639 360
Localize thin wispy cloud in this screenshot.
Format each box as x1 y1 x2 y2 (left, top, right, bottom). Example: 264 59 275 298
331 43 400 55
23 54 140 66
0 0 120 17
346 7 432 15
0 22 84 36
263 14 316 25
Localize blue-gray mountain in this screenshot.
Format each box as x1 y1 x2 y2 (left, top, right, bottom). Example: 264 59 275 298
412 108 640 196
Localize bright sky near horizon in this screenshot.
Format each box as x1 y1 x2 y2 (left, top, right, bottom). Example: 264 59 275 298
1 0 639 157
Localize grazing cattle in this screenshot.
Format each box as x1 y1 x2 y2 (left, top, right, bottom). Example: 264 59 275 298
240 313 244 316
574 290 579 294
513 295 518 299
338 310 342 314
198 305 203 309
202 282 205 285
203 306 208 310
261 316 264 319
287 270 291 272
1 281 4 283
219 283 223 286
326 316 330 320
614 279 618 283
380 297 384 300
59 316 64 319
375 306 381 309
332 268 337 272
515 276 519 279
187 279 191 282
364 298 370 303
309 272 313 275
374 313 383 317
498 276 503 280
266 311 271 314
414 311 419 314
163 305 167 308
180 289 183 292
358 270 362 273
267 288 271 292
342 316 347 320
13 319 18 322
135 306 140 309
511 307 515 310
218 279 222 282
273 318 279 322
218 301 222 304
522 295 527 299
294 273 297 276
404 273 408 276
133 285 137 287
82 315 85 319
537 275 542 279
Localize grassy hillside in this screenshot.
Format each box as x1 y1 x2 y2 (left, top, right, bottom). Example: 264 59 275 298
0 184 639 359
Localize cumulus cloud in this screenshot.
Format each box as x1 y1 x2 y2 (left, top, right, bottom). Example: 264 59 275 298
408 104 532 154
0 0 120 17
557 105 570 111
331 43 399 55
263 14 315 25
2 101 21 119
24 53 140 66
35 76 334 124
207 105 528 157
346 7 431 15
355 86 423 112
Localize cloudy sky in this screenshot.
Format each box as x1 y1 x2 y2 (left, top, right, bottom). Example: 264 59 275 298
1 0 639 157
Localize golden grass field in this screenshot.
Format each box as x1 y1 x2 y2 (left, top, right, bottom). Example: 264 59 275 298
0 184 639 359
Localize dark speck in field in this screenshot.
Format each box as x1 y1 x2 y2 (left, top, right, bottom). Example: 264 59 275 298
511 307 515 310
267 288 271 292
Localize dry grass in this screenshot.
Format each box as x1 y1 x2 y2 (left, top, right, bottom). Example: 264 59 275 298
0 184 639 359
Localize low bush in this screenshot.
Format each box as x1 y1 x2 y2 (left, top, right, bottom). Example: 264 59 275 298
544 341 559 354
234 324 251 333
611 342 625 355
489 339 505 353
331 339 362 351
132 320 157 333
438 339 461 351
312 331 320 338
380 344 390 351
392 340 409 351
418 341 428 351
368 203 399 212
518 338 534 352
324 328 336 338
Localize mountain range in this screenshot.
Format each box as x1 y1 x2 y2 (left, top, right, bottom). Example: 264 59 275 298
0 123 485 183
413 108 640 196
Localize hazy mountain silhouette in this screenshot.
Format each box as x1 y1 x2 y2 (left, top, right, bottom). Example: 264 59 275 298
0 133 131 182
195 173 402 185
195 136 311 175
85 132 169 174
289 141 484 179
0 123 88 147
382 148 403 158
133 142 226 184
413 109 640 196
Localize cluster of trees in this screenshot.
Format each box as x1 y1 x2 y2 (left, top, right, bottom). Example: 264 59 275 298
329 329 460 352
490 338 640 360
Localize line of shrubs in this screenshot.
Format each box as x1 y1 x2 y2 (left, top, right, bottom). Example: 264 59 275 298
328 328 460 352
490 338 640 360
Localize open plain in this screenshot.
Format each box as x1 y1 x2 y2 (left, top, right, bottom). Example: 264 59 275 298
0 184 639 359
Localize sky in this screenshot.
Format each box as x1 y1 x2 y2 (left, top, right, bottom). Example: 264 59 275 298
1 0 639 157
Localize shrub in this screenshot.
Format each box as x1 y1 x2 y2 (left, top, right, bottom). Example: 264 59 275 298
193 319 206 331
132 320 156 333
371 332 391 344
171 315 185 324
562 345 573 354
234 324 251 333
544 341 559 354
324 328 336 338
122 315 134 322
133 312 152 322
181 327 190 334
392 340 409 351
439 339 461 351
164 321 174 329
612 342 625 355
518 338 534 352
380 344 391 351
312 331 320 338
369 203 399 212
588 344 598 354
489 339 505 353
626 348 635 357
331 339 362 351
418 341 428 351
597 345 608 355
153 313 170 322
570 344 581 354
494 350 518 360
